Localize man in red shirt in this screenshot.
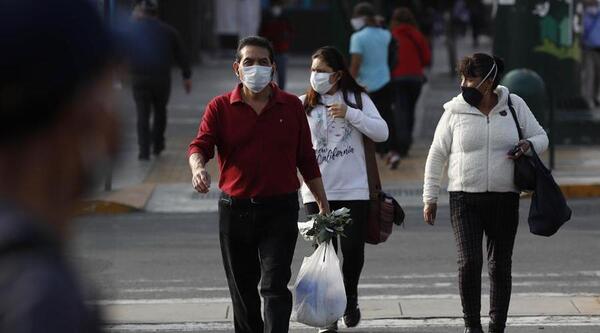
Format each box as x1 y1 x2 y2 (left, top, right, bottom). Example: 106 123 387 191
188 36 329 333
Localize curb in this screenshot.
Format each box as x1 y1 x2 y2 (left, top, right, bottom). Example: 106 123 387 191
75 200 141 215
76 182 600 216
560 184 600 199
75 183 156 216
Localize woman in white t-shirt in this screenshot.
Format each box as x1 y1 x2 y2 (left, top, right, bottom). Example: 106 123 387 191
300 46 388 333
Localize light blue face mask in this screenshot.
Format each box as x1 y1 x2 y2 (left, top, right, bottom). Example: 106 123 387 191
241 65 273 93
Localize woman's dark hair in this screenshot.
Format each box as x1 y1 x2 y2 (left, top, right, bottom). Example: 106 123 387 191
390 7 417 27
304 46 366 114
457 53 505 89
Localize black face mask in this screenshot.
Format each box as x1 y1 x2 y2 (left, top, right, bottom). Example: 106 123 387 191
461 86 484 107
461 60 498 108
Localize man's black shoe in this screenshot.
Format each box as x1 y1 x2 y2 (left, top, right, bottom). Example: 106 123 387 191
138 152 150 161
343 296 361 328
153 142 165 156
464 327 484 333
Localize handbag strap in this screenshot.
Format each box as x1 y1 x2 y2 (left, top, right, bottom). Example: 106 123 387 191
345 90 382 197
507 94 524 141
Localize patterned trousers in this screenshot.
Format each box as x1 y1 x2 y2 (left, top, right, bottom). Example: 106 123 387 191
449 191 520 332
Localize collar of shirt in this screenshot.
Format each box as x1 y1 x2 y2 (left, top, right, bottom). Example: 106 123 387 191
229 82 287 106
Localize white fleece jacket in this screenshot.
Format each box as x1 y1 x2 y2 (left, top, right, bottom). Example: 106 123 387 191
300 91 389 203
423 85 548 204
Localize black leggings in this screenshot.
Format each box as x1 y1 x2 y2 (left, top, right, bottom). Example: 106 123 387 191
305 200 369 298
449 191 519 332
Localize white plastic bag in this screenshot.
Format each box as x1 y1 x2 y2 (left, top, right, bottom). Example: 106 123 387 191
292 241 346 327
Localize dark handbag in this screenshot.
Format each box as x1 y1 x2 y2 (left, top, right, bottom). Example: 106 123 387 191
363 136 406 245
507 95 536 191
527 145 572 236
507 95 572 236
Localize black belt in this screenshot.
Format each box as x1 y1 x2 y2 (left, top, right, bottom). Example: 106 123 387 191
220 192 298 208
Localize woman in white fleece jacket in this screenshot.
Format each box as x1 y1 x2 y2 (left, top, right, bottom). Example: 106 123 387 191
423 54 548 333
300 46 388 333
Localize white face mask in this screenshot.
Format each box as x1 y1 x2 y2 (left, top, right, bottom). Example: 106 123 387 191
351 17 366 31
240 65 272 93
271 5 282 17
310 72 335 95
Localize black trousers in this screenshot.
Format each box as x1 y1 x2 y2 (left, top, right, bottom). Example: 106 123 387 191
305 200 369 299
219 192 299 333
449 192 520 332
368 84 393 155
391 78 423 156
132 77 171 156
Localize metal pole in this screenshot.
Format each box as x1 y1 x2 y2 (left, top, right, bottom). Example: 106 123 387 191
549 87 556 170
104 0 114 192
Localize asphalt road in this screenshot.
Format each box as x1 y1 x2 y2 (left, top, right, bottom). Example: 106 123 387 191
72 198 600 332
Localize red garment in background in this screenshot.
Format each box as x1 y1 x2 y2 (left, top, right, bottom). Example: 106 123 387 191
259 14 293 53
391 24 431 78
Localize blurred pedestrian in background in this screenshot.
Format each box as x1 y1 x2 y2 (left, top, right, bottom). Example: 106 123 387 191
466 0 486 48
349 2 396 168
389 7 431 159
582 0 600 107
260 0 293 90
130 0 192 160
0 0 120 330
188 36 330 333
300 46 388 332
423 53 548 333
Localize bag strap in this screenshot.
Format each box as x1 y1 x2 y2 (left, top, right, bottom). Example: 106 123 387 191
342 89 363 110
507 94 524 140
346 90 381 197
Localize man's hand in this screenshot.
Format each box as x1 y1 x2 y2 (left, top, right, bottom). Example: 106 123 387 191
507 140 531 160
423 202 437 225
184 79 192 94
192 168 211 193
328 103 348 119
318 201 331 215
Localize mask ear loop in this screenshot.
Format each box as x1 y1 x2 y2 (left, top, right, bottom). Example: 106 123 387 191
476 61 497 89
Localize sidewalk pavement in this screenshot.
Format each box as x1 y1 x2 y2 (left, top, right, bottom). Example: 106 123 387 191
101 294 600 327
80 36 600 214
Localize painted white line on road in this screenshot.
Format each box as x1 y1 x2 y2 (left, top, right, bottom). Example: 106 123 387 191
363 270 600 280
94 292 600 305
120 287 230 293
116 270 600 285
104 316 600 331
115 279 600 295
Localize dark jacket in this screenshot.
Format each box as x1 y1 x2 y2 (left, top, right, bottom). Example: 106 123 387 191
129 16 192 81
0 202 101 333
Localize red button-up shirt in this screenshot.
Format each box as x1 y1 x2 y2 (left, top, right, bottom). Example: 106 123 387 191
188 83 321 198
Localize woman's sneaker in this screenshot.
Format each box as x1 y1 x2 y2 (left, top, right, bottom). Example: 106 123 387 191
343 296 361 327
317 320 338 332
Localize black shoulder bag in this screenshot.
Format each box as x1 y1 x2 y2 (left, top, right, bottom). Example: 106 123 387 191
507 95 572 236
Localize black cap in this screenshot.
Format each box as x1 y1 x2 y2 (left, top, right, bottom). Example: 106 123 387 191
0 0 115 143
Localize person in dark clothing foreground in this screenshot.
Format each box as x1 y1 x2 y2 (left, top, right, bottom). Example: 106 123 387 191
0 0 119 331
